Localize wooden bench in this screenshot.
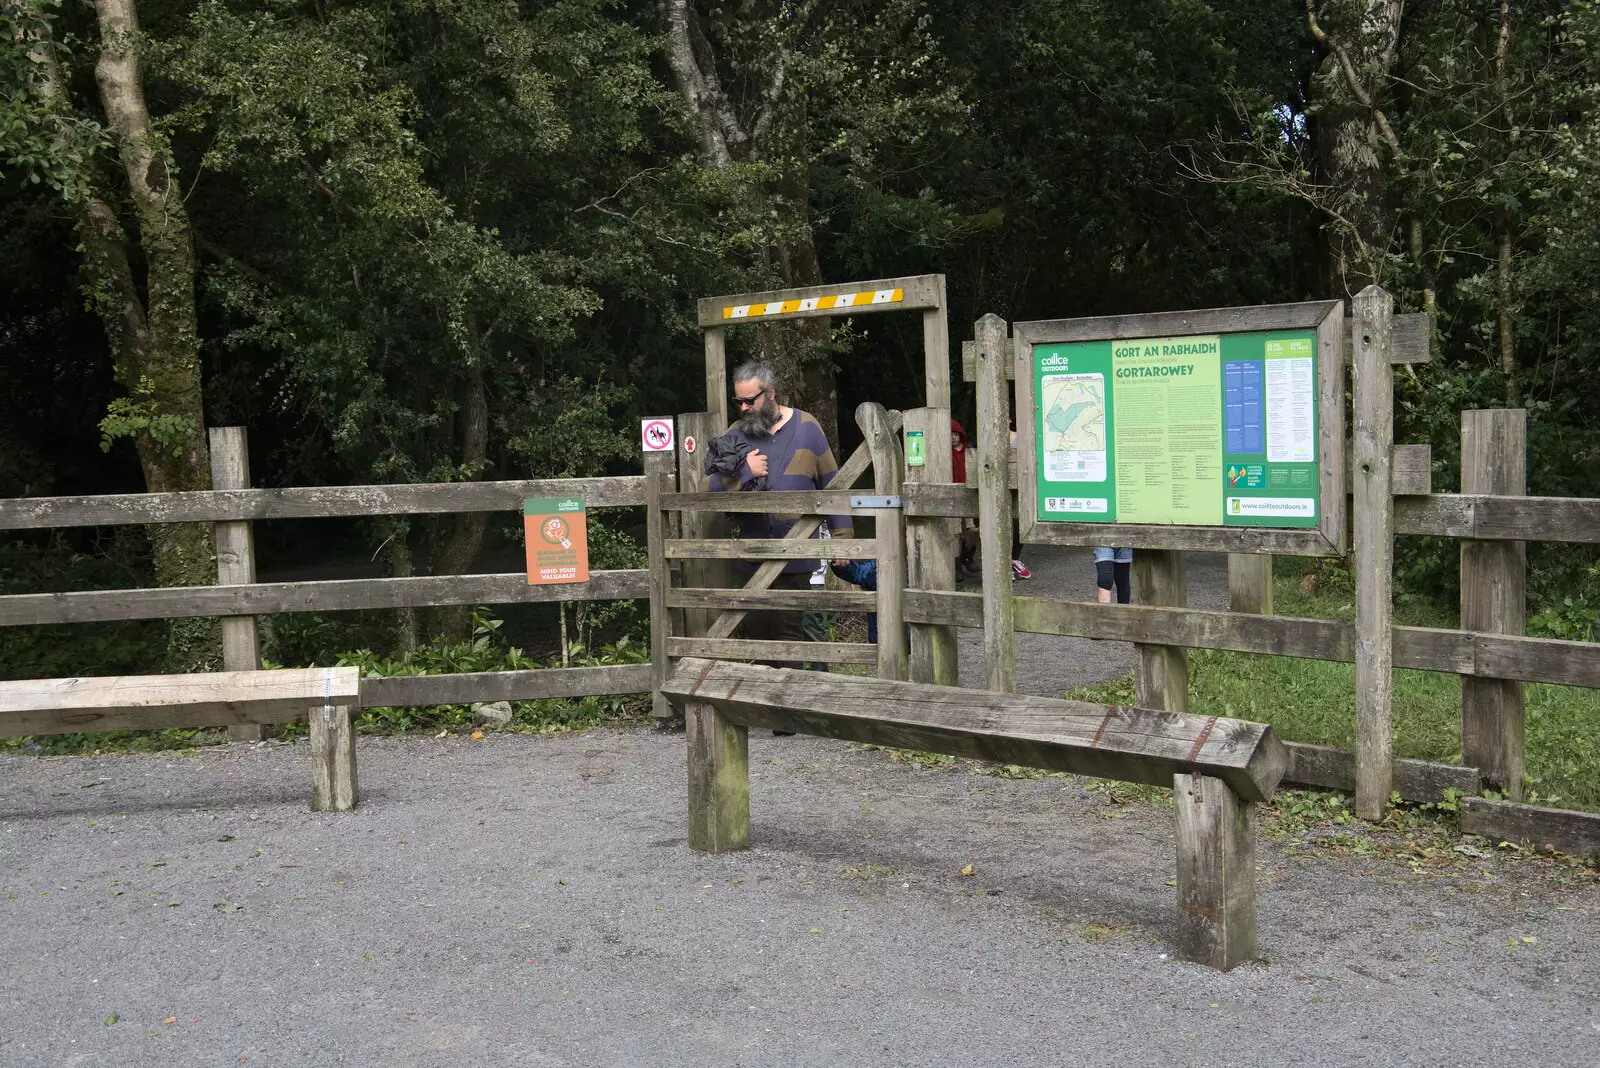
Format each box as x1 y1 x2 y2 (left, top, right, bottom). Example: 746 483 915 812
0 667 363 811
662 657 1288 970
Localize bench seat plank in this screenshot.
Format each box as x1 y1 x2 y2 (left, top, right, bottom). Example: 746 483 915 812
662 657 1287 801
0 667 361 738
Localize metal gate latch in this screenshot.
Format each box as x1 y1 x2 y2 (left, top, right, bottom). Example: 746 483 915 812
850 495 901 509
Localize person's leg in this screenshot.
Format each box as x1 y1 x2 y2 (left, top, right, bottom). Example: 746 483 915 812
1093 546 1115 604
801 610 832 671
1011 520 1030 579
1113 547 1132 604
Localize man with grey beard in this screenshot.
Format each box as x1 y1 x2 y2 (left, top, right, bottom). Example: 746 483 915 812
705 360 853 667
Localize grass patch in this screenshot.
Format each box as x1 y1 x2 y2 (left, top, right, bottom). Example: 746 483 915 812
1067 563 1600 813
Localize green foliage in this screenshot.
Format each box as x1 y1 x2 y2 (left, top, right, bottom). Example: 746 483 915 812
98 375 198 456
0 0 111 201
0 534 165 681
329 608 650 736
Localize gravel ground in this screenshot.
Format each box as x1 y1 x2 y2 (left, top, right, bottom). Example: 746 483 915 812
3 728 1596 1067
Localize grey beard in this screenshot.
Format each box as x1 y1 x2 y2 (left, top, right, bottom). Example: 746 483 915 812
738 404 779 437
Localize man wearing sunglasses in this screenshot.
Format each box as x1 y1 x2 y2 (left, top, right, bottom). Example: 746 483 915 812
706 359 853 668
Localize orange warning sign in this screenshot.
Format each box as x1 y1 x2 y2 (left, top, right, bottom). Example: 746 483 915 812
524 497 589 585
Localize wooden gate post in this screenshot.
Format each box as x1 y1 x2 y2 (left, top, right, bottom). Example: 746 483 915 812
1460 408 1527 799
676 412 729 641
644 445 677 719
903 407 959 685
686 698 750 853
1134 550 1188 712
209 427 262 743
859 403 907 681
974 313 1017 693
1351 284 1396 820
1175 772 1258 970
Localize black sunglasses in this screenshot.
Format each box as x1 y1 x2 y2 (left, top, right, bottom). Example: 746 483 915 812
734 387 770 409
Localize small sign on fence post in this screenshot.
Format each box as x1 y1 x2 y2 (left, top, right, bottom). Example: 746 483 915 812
905 429 925 467
641 417 675 453
524 497 589 585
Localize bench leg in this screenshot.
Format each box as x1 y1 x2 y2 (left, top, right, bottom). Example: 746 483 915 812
310 702 359 812
686 699 748 853
1174 772 1256 970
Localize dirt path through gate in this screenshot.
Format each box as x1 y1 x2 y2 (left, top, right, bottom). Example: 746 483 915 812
956 547 1231 698
3 727 1595 1067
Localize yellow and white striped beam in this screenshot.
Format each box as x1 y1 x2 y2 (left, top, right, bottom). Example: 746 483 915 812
722 288 904 321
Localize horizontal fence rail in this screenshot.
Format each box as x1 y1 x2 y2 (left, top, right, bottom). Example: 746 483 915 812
361 664 653 708
0 476 647 531
0 570 649 627
903 589 1600 689
665 636 878 665
1394 494 1600 542
662 539 876 561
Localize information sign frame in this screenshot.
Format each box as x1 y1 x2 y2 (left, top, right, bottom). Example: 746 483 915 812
1013 300 1346 557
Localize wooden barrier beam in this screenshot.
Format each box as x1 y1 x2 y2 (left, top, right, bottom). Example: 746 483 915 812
667 587 876 612
905 589 1600 688
0 666 361 812
0 569 651 628
0 476 648 531
666 637 877 666
663 539 876 561
1283 742 1479 802
0 666 360 737
1461 798 1600 857
661 658 1288 801
361 664 652 708
1394 493 1600 542
661 490 864 515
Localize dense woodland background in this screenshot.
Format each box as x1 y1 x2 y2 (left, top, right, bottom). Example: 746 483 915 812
3 0 1599 679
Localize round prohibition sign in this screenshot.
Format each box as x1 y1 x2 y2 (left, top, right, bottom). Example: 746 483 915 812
642 419 674 451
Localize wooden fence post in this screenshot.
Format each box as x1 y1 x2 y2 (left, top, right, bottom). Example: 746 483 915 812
644 445 677 719
209 427 262 743
1228 554 1273 615
1351 284 1396 820
922 278 952 410
903 407 958 685
1175 772 1258 970
1460 408 1527 799
704 327 728 438
1134 550 1188 712
859 403 907 681
974 313 1016 693
686 698 749 853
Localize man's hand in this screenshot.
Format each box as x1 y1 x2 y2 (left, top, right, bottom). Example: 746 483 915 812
746 449 768 478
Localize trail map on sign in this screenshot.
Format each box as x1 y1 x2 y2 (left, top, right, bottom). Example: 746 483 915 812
1032 330 1321 529
1041 373 1107 482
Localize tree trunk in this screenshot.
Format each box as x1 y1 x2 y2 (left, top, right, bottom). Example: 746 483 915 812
427 364 491 640
660 0 840 444
91 0 217 670
1306 0 1404 298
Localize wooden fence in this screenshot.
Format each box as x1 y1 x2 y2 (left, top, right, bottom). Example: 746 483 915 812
3 288 1598 855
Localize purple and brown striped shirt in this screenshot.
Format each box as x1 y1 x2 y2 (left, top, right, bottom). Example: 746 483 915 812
705 409 853 573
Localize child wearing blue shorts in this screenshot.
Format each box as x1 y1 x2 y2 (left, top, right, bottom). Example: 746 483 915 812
1094 547 1132 604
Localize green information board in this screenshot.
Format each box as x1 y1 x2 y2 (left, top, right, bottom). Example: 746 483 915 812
1032 331 1320 528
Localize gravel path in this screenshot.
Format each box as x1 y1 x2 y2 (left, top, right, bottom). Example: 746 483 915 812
3 729 1596 1067
956 546 1229 697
